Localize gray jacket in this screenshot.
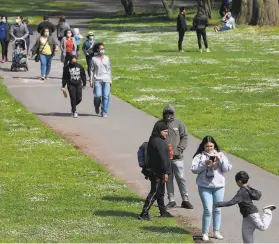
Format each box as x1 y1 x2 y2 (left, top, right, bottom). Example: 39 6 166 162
10 23 29 40
191 152 232 188
60 36 77 63
162 104 188 161
90 55 112 83
57 22 70 38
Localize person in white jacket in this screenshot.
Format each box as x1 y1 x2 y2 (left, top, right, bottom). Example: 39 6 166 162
191 135 232 241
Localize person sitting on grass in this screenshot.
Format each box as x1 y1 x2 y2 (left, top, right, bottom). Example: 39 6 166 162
214 12 235 32
214 171 276 244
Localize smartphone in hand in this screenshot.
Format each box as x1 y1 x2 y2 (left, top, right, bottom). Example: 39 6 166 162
209 156 215 161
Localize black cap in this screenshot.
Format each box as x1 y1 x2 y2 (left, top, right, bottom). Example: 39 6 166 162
180 7 185 12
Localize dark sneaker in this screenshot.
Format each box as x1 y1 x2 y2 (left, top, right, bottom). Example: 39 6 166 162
263 205 276 211
166 201 177 209
160 211 174 218
181 201 194 209
95 106 100 115
138 212 151 221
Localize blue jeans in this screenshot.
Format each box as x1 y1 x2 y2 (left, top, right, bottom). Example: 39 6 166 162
40 54 53 77
198 186 225 234
93 81 110 114
219 26 231 32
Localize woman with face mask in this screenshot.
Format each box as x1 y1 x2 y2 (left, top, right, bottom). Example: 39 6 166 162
60 29 77 67
0 15 10 62
30 28 59 81
82 31 96 79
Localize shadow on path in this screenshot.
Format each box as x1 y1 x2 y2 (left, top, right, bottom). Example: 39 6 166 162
36 112 96 117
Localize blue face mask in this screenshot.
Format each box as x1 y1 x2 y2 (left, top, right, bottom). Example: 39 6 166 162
99 50 105 55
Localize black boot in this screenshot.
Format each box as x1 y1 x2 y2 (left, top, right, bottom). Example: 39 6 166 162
157 196 174 218
138 210 151 221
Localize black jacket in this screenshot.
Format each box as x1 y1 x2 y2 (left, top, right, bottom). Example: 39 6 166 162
193 10 209 30
177 13 187 32
62 62 86 87
147 122 171 177
37 21 55 34
215 186 261 217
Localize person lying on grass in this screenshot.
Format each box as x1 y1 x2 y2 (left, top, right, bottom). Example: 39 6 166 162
214 171 276 244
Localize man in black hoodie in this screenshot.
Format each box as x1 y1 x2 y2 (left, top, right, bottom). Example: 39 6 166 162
176 7 188 52
37 16 55 34
138 121 173 220
62 55 86 118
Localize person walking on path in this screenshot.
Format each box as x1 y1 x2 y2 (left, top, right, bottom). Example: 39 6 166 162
176 7 188 53
60 29 77 67
138 121 173 220
37 16 55 34
73 28 83 58
23 19 33 54
193 7 210 53
0 15 10 63
10 15 29 40
62 55 86 118
30 28 59 81
214 171 276 243
57 16 70 42
90 42 112 118
82 31 96 78
191 136 232 242
162 104 194 210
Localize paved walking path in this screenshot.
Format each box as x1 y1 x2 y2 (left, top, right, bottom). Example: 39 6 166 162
1 1 279 242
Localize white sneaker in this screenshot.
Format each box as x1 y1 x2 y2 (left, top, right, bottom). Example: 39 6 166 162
263 205 276 211
199 49 203 53
213 231 224 240
206 48 211 53
73 112 78 118
202 233 209 241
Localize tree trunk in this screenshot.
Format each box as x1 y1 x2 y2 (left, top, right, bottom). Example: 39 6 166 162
197 0 213 18
169 0 175 8
161 0 174 19
232 0 279 25
121 0 135 16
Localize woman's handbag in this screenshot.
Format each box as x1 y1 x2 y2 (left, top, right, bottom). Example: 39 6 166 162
34 37 49 62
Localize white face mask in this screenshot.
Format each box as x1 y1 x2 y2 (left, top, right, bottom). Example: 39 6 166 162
44 32 49 36
67 33 71 38
16 19 20 24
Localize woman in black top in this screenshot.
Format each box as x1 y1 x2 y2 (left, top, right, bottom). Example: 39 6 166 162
138 121 173 220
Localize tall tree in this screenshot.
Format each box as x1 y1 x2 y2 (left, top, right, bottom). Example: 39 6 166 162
161 0 176 19
121 0 135 16
197 0 213 18
232 0 279 25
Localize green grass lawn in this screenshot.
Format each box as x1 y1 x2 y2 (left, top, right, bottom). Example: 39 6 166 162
0 82 192 242
0 0 86 24
85 11 279 175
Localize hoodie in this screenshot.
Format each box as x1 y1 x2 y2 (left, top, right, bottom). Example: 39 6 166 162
162 104 188 161
177 13 187 31
62 61 86 87
215 186 261 217
147 121 171 177
193 9 209 30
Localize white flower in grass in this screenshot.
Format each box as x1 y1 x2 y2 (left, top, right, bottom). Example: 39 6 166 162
133 95 175 103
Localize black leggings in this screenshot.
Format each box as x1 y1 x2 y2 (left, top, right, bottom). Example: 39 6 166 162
196 28 208 49
178 30 185 51
68 84 82 113
64 52 73 67
86 55 92 78
0 38 9 59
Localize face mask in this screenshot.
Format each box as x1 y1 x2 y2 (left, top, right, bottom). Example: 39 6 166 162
1 19 6 23
44 32 49 36
16 19 20 24
99 50 105 55
67 34 71 38
88 36 94 40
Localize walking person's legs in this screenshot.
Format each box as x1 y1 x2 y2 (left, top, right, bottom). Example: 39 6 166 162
45 55 53 79
178 30 185 52
0 38 5 61
201 29 209 50
93 81 102 115
166 163 177 208
101 82 111 117
68 85 77 116
212 187 225 239
39 54 47 79
198 186 213 241
5 41 9 60
196 30 202 51
64 52 72 67
75 85 83 112
86 55 91 78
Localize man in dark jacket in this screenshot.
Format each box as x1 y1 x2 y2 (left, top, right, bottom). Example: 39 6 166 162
62 55 86 118
138 121 173 220
162 104 193 210
176 7 187 52
37 16 55 34
193 7 210 53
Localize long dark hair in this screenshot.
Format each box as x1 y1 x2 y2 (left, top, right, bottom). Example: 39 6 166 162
193 135 220 158
40 27 51 36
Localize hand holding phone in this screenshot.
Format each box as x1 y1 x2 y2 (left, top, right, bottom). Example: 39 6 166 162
209 156 216 162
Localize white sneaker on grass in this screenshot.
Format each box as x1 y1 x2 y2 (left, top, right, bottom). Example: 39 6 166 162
206 48 211 53
213 231 224 240
202 233 209 241
199 49 203 53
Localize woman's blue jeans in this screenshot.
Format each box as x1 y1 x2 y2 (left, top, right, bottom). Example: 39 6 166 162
39 53 53 77
198 186 225 234
93 81 110 115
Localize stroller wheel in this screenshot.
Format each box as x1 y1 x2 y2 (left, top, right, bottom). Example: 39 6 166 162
10 65 13 71
25 64 28 71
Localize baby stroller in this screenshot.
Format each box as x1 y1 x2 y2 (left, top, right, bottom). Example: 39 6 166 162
11 38 28 71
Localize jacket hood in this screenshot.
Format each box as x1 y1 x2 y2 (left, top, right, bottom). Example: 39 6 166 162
245 186 262 201
151 121 168 139
162 104 176 121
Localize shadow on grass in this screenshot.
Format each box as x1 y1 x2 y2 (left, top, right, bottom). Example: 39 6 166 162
93 210 139 218
102 195 143 203
141 226 190 234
